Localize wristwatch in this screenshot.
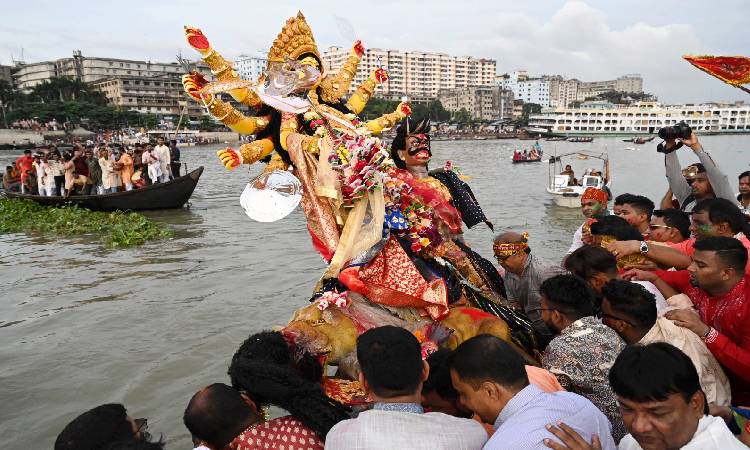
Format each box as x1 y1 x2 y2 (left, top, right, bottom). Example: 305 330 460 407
639 241 649 255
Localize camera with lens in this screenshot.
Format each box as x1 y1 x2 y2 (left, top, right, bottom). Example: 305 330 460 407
658 121 692 140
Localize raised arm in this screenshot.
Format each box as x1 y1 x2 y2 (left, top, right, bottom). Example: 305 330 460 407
664 143 691 205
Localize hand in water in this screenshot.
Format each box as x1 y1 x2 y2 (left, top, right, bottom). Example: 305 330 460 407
216 147 241 170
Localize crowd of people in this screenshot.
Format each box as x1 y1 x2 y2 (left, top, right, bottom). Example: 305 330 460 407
46 129 750 450
513 141 542 161
2 137 181 196
10 117 67 132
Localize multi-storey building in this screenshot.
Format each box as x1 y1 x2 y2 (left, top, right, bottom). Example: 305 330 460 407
438 86 513 121
496 71 550 107
13 52 215 118
528 101 750 135
322 47 496 99
13 51 199 91
545 74 645 108
235 53 267 83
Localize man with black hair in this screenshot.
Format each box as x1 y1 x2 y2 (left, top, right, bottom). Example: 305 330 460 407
421 348 563 417
326 326 487 450
169 139 181 178
494 231 564 348
611 198 750 274
601 279 730 407
539 274 627 442
649 209 691 243
662 131 736 212
184 382 324 450
738 171 750 216
564 245 667 313
449 335 615 450
544 343 745 450
589 215 644 243
614 194 655 237
55 403 157 450
625 236 750 404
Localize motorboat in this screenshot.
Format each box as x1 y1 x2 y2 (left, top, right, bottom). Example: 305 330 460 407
546 151 611 208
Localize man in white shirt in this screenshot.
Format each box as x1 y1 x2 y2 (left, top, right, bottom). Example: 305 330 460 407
564 245 667 313
153 137 171 183
543 343 746 450
601 279 731 407
325 326 487 450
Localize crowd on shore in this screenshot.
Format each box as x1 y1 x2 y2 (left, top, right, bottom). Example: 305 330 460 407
10 117 67 132
45 132 750 450
2 137 181 196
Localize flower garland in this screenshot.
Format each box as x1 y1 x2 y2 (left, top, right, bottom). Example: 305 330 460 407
328 133 393 207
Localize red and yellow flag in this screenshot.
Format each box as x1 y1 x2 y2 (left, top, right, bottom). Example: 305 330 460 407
683 55 750 86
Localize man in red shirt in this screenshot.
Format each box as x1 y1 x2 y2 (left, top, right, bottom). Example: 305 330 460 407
625 236 750 404
15 149 34 194
609 198 750 274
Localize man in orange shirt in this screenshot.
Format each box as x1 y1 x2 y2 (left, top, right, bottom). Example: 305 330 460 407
15 149 34 194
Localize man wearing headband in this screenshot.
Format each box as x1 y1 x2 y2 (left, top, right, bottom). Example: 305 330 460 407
662 132 736 212
567 187 609 254
494 231 564 349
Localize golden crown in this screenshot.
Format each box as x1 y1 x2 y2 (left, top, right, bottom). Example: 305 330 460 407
267 12 320 64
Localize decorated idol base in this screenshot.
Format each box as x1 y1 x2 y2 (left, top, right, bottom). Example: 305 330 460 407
240 170 303 222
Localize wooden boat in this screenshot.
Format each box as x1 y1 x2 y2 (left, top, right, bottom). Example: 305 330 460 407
633 136 656 144
512 157 543 164
4 166 203 212
568 136 594 143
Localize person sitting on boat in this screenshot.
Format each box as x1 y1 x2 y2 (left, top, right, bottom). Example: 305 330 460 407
522 149 529 160
560 164 577 186
2 165 21 192
513 150 522 161
529 148 539 160
662 132 736 212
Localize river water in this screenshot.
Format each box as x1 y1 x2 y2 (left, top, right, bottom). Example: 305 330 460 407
1 135 748 448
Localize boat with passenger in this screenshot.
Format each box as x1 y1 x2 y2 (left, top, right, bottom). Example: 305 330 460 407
546 150 611 207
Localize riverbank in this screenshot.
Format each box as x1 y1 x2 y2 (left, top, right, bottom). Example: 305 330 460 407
0 129 240 146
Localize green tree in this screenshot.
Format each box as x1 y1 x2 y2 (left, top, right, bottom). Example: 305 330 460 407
199 116 215 130
453 108 472 124
520 103 542 125
28 76 107 105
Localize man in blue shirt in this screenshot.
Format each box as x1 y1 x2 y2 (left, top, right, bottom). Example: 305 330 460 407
449 335 616 450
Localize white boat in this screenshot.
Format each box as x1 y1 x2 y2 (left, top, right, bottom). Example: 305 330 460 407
546 150 611 208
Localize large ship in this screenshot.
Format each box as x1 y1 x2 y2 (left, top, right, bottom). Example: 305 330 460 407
528 101 750 135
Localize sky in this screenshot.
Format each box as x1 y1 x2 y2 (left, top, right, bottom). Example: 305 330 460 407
1 0 748 104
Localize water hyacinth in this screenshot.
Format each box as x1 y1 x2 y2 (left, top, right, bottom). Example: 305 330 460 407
0 198 173 247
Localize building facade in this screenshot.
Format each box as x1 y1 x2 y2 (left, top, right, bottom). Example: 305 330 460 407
496 71 550 107
528 101 750 135
13 51 196 91
235 54 267 82
545 74 644 108
322 47 496 99
438 86 513 121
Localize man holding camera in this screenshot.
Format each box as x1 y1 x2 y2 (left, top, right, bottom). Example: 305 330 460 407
661 125 736 212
